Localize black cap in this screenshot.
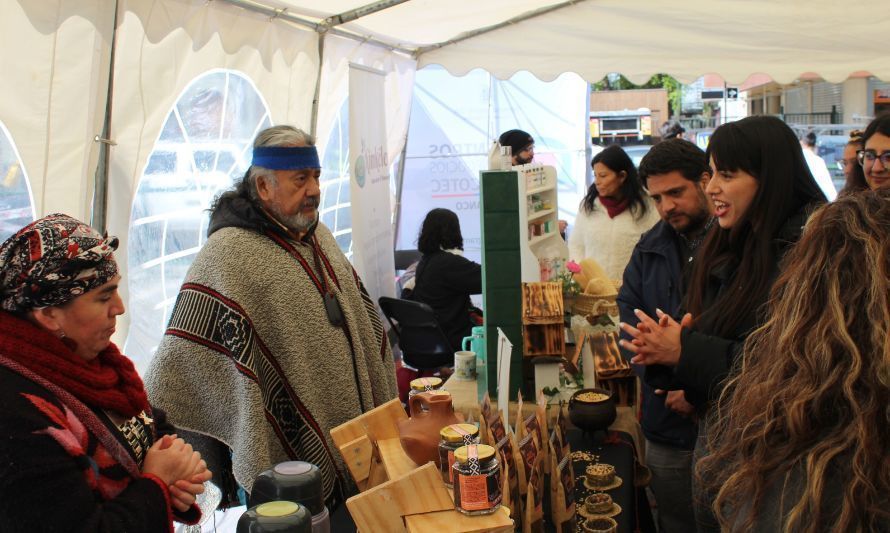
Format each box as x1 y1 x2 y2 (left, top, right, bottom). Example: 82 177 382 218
663 122 686 139
498 129 534 155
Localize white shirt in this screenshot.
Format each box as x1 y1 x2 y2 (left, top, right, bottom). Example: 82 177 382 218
802 148 837 201
568 197 660 280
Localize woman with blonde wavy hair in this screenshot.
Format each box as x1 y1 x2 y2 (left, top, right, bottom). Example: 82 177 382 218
697 188 890 532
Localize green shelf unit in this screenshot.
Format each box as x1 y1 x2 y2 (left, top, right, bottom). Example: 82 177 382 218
479 170 524 401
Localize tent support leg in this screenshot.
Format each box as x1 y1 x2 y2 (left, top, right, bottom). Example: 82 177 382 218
91 0 121 232
310 32 326 139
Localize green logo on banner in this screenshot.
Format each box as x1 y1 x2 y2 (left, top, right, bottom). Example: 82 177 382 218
354 155 366 188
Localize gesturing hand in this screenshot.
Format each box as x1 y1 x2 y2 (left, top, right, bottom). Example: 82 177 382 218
655 389 696 417
619 308 692 367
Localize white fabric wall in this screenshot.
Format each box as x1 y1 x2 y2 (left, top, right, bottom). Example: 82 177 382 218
0 0 114 221
316 34 416 169
106 0 319 346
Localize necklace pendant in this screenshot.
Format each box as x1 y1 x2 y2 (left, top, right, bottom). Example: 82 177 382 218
138 412 154 427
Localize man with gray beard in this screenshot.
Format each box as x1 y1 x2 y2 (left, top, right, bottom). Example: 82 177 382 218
144 125 397 510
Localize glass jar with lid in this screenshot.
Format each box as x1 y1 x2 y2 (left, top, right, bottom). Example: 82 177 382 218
452 444 502 515
407 377 443 401
438 423 480 487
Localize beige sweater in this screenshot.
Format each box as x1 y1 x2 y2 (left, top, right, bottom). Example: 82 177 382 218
568 197 660 280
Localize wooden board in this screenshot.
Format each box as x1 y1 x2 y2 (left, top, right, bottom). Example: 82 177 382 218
406 508 514 532
346 462 454 533
330 398 407 445
521 282 564 324
330 398 407 488
378 437 420 480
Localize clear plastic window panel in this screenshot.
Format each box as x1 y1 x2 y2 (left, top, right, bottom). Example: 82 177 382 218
0 122 35 244
125 70 271 372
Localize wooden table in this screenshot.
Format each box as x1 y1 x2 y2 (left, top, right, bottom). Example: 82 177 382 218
442 375 645 461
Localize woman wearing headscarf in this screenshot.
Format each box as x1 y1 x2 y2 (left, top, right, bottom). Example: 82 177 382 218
0 214 210 532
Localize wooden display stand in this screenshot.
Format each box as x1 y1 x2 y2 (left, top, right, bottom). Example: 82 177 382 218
521 282 564 357
331 399 514 532
521 282 566 394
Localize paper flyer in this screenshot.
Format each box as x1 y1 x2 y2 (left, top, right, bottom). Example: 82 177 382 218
496 327 513 419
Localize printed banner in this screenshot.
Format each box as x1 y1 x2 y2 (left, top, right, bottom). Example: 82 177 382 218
349 64 396 302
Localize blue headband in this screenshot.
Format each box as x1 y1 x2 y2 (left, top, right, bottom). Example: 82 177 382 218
252 146 320 170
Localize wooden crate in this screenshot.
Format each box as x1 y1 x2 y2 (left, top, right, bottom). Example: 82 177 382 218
521 282 564 324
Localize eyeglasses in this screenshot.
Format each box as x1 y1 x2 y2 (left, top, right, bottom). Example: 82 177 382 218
857 150 890 168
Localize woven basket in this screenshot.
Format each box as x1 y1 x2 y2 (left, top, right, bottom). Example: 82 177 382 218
567 280 622 317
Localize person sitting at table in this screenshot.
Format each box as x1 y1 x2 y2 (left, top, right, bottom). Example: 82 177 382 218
403 208 481 353
0 214 210 532
697 189 890 532
569 144 660 279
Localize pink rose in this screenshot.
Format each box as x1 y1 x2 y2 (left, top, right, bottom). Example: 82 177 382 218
566 260 581 273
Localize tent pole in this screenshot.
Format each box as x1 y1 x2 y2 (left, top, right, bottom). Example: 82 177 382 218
218 0 413 56
415 0 587 58
91 0 121 233
322 0 409 28
310 32 326 139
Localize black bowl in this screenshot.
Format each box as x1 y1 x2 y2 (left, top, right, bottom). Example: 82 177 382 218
568 388 616 432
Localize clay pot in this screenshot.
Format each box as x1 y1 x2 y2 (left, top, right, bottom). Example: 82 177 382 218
568 388 616 432
398 391 461 466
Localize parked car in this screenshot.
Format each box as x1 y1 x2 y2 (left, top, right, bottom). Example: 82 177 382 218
815 135 850 193
622 144 652 168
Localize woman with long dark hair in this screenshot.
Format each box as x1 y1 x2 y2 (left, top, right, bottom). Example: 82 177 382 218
406 208 482 352
618 116 826 531
859 111 890 191
568 144 659 278
839 129 868 194
698 189 890 532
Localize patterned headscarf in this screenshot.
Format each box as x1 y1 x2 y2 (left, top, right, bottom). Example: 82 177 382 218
0 214 119 313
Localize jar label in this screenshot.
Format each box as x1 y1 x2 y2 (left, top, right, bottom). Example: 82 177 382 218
448 450 456 483
458 474 490 510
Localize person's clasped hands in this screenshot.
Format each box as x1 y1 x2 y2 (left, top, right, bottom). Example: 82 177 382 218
143 433 213 512
618 308 693 367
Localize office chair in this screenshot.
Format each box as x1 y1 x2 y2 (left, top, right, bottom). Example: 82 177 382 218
378 296 454 371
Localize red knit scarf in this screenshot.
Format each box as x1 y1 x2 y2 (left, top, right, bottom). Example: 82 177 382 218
598 196 630 219
0 312 149 418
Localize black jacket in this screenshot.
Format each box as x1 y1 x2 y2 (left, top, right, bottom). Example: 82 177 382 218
617 219 698 450
661 206 813 408
407 251 482 351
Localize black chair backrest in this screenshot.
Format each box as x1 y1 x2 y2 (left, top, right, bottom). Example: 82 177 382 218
378 296 454 370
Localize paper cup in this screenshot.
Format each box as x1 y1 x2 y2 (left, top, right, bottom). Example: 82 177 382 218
454 351 477 381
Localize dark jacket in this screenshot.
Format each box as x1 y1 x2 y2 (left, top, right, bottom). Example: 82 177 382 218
407 250 482 351
617 220 698 450
0 362 196 532
664 206 812 408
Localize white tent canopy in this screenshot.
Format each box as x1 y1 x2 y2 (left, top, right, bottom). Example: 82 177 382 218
240 0 890 84
1 0 888 359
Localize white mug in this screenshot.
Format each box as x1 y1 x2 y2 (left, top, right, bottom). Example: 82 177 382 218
454 350 477 381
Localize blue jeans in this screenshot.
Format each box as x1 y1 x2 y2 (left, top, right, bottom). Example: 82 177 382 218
646 439 696 533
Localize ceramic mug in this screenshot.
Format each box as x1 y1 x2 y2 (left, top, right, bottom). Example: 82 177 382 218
454 350 476 381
